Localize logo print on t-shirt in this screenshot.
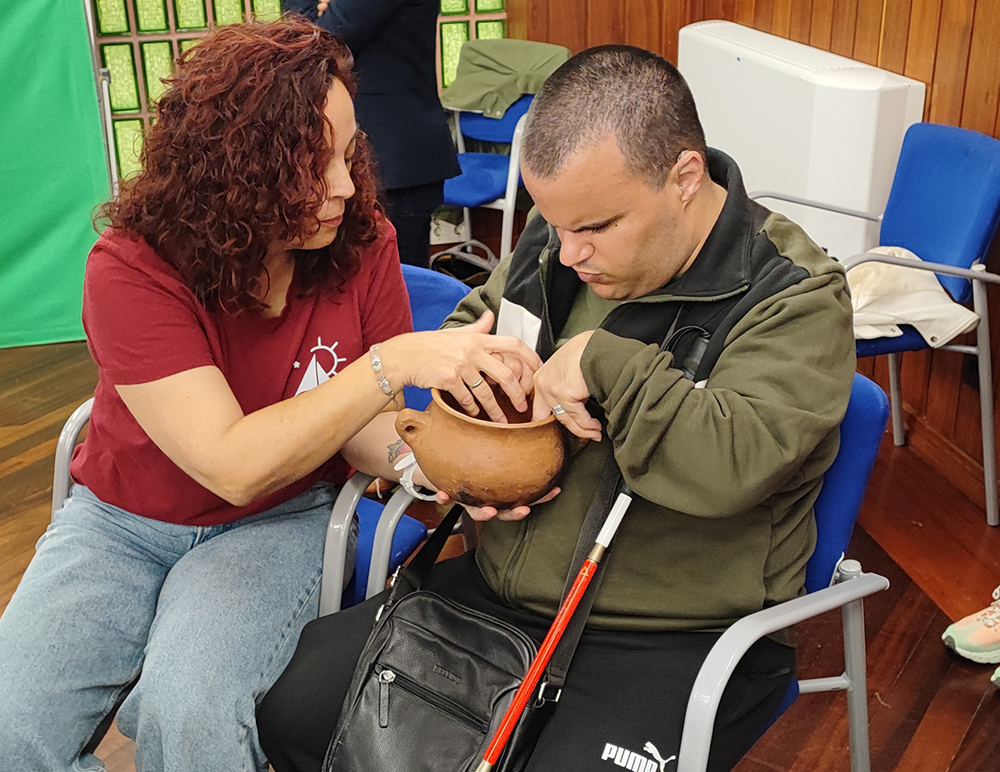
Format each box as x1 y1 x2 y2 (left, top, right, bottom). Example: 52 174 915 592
293 337 346 396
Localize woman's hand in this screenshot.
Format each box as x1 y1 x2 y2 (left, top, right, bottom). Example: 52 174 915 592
434 487 561 522
378 311 542 424
316 0 330 17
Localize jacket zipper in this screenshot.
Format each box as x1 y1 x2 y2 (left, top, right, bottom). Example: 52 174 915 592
501 517 534 603
374 664 489 733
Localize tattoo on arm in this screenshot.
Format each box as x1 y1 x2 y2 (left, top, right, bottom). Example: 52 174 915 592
387 438 412 465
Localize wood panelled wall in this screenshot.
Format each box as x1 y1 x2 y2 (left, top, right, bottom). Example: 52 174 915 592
506 0 1000 512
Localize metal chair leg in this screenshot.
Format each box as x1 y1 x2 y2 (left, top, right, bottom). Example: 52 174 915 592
973 279 998 526
887 351 906 446
838 561 873 772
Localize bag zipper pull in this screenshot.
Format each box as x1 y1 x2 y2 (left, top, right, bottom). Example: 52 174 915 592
378 669 395 728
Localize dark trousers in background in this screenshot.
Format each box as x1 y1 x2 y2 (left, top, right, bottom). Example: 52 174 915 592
384 182 446 269
257 552 794 772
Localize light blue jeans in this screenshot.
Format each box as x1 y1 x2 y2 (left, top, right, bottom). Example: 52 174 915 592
0 483 355 772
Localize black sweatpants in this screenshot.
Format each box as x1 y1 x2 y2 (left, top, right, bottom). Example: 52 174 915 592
257 553 794 772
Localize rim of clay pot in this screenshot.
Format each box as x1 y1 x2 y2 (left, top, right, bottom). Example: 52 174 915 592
429 388 558 429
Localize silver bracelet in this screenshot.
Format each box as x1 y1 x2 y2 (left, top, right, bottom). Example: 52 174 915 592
368 343 395 397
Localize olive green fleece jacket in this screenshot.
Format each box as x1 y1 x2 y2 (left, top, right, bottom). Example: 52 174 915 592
442 151 856 632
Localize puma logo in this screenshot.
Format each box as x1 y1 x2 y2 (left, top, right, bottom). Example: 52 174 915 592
644 742 676 771
600 741 676 772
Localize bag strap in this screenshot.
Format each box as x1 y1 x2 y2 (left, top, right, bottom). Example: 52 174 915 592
385 504 464 603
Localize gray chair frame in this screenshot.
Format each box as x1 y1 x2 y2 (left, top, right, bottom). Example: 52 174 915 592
752 189 1000 526
676 559 889 772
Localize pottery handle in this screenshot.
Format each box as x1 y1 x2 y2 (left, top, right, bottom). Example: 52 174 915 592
395 409 429 445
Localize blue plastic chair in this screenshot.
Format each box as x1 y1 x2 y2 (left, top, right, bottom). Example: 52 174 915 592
399 263 474 411
430 95 533 273
754 123 1000 525
677 373 891 772
430 38 570 272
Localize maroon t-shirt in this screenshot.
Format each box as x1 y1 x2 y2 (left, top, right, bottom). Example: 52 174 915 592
71 220 412 526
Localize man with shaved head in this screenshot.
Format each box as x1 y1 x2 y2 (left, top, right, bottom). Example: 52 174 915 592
259 45 855 772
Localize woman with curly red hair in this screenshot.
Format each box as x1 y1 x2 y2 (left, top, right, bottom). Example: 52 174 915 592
0 17 538 772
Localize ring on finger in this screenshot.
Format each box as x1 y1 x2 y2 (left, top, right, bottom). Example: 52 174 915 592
551 403 567 416
469 377 484 389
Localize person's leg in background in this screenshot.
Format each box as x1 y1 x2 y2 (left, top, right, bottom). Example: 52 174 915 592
116 484 348 772
383 182 445 268
942 584 1000 690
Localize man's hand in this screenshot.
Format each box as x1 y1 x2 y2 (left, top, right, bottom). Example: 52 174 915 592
531 331 603 442
435 487 561 522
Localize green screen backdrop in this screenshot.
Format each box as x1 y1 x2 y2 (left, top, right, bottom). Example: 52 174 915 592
0 2 110 348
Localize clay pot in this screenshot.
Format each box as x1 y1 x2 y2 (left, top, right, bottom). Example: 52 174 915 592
395 385 569 509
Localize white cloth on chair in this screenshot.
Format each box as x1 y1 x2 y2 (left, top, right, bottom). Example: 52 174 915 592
847 245 979 347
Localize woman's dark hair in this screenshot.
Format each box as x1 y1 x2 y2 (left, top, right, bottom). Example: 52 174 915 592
98 16 379 312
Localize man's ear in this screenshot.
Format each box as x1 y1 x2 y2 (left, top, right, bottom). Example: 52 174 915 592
674 150 706 202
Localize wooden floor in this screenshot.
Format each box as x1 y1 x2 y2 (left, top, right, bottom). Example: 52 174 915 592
2 341 1000 771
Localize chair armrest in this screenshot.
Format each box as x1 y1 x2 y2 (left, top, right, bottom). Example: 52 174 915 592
365 486 417 599
840 251 1000 285
675 570 889 772
748 190 882 223
319 473 376 616
52 397 95 517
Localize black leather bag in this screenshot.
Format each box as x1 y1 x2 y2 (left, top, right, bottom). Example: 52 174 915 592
323 589 551 772
322 502 603 772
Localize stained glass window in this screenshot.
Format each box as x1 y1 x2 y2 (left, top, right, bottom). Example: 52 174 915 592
88 1 294 181
436 0 506 89
174 0 208 30
136 0 169 32
440 22 470 88
102 44 140 113
95 0 129 35
88 1 507 180
476 20 505 40
213 0 244 26
141 41 174 107
252 0 282 21
113 119 145 180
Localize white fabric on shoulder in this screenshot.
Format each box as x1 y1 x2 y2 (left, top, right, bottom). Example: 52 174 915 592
496 297 542 349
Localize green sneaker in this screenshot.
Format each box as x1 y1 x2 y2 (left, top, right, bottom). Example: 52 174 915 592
942 586 1000 664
